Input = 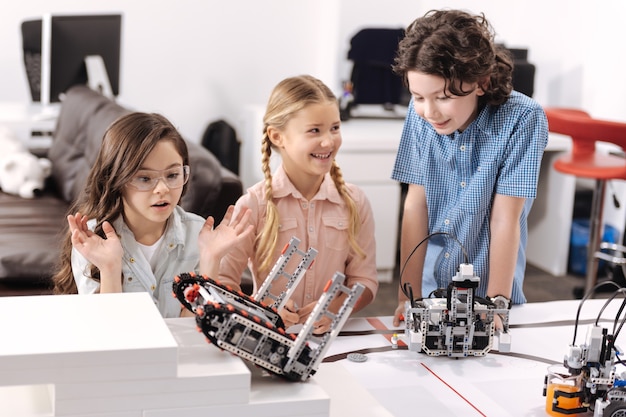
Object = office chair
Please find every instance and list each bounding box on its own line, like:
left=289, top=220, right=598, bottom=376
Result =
left=545, top=108, right=626, bottom=296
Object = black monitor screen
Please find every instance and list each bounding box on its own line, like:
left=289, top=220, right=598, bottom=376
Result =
left=48, top=14, right=121, bottom=102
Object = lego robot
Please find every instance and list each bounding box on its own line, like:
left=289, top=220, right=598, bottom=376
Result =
left=173, top=236, right=365, bottom=381
left=544, top=299, right=626, bottom=416
left=403, top=263, right=511, bottom=357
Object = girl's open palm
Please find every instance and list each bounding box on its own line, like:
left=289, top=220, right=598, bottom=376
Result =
left=198, top=205, right=253, bottom=260
left=68, top=213, right=123, bottom=272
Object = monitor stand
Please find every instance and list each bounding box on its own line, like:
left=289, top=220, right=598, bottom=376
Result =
left=85, top=55, right=114, bottom=99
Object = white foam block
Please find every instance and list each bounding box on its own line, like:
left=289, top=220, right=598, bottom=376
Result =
left=0, top=293, right=178, bottom=386
left=144, top=364, right=330, bottom=417
left=52, top=319, right=252, bottom=415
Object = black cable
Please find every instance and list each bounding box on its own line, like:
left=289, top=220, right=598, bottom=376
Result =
left=398, top=231, right=469, bottom=300
left=571, top=280, right=622, bottom=345
left=612, top=295, right=626, bottom=341
left=402, top=281, right=414, bottom=307
left=593, top=287, right=626, bottom=330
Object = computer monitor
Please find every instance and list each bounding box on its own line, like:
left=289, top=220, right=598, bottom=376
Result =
left=22, top=13, right=122, bottom=105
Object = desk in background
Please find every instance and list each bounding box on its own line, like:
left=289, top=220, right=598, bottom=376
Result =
left=0, top=102, right=60, bottom=151
left=240, top=107, right=580, bottom=281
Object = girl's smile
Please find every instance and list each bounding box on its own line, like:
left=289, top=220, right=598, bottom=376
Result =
left=268, top=102, right=342, bottom=199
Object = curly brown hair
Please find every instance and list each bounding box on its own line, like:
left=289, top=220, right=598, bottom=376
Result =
left=392, top=9, right=513, bottom=106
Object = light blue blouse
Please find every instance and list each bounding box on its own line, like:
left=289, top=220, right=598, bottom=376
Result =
left=72, top=206, right=205, bottom=317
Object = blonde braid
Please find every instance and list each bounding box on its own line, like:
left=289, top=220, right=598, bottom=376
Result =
left=330, top=161, right=366, bottom=258
left=256, top=131, right=281, bottom=273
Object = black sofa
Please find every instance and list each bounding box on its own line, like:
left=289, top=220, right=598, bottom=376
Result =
left=0, top=85, right=242, bottom=289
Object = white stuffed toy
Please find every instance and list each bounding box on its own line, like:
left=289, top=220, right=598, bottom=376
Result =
left=0, top=126, right=52, bottom=199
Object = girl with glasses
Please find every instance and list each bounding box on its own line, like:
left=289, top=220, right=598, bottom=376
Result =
left=52, top=112, right=252, bottom=317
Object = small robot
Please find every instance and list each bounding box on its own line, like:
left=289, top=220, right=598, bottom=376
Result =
left=544, top=306, right=626, bottom=416
left=173, top=237, right=364, bottom=381
left=403, top=263, right=511, bottom=357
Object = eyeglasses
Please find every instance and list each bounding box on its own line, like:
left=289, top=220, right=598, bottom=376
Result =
left=127, top=165, right=190, bottom=191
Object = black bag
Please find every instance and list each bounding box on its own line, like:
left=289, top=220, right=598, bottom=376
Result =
left=201, top=119, right=240, bottom=175
left=347, top=28, right=406, bottom=107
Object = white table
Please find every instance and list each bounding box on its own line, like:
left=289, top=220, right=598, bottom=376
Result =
left=1, top=292, right=621, bottom=417
left=324, top=298, right=626, bottom=416
left=0, top=101, right=60, bottom=150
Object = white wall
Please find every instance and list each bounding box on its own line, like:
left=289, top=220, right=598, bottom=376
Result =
left=2, top=0, right=625, bottom=141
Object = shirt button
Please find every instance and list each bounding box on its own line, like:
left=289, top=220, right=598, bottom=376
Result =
left=302, top=202, right=308, bottom=208
left=338, top=222, right=343, bottom=227
left=309, top=226, right=314, bottom=232
left=306, top=294, right=312, bottom=299
left=460, top=181, right=466, bottom=187
left=310, top=202, right=315, bottom=208
left=128, top=277, right=133, bottom=282
left=129, top=257, right=135, bottom=263
left=444, top=252, right=450, bottom=258
left=460, top=145, right=466, bottom=151
left=168, top=243, right=174, bottom=249
left=444, top=219, right=450, bottom=225
left=151, top=285, right=156, bottom=291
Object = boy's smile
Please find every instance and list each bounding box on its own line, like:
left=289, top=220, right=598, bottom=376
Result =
left=407, top=71, right=485, bottom=135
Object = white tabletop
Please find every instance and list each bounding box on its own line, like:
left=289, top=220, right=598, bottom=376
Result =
left=319, top=299, right=626, bottom=417
left=1, top=292, right=621, bottom=417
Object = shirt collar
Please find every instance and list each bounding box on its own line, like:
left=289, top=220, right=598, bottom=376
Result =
left=112, top=207, right=186, bottom=249
left=271, top=164, right=343, bottom=204
left=472, top=103, right=495, bottom=135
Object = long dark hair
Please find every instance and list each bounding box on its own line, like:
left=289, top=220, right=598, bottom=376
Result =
left=53, top=112, right=189, bottom=294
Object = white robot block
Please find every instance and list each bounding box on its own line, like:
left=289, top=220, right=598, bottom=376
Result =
left=404, top=263, right=511, bottom=357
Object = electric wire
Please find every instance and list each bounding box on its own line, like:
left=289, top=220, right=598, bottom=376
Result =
left=398, top=231, right=468, bottom=302
left=571, top=280, right=622, bottom=345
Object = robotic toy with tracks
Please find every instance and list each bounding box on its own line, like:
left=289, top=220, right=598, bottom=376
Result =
left=172, top=236, right=364, bottom=381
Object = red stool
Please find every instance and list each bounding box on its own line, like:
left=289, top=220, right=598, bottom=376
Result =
left=545, top=108, right=626, bottom=296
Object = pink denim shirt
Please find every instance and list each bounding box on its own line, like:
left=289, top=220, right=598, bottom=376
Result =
left=219, top=165, right=378, bottom=308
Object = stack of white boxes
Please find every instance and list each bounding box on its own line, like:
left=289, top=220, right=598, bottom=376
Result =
left=0, top=292, right=333, bottom=417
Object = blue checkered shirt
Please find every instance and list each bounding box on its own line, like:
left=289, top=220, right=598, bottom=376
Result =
left=391, top=91, right=548, bottom=304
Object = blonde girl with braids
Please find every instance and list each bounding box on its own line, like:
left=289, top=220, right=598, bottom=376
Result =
left=52, top=112, right=253, bottom=318
left=215, top=75, right=378, bottom=333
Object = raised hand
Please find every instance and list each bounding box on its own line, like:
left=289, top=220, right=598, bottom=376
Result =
left=68, top=213, right=123, bottom=291
left=198, top=205, right=254, bottom=278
